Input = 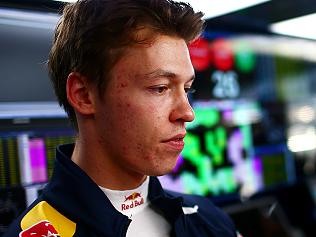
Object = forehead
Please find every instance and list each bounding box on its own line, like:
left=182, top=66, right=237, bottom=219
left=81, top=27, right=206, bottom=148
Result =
left=111, top=34, right=195, bottom=80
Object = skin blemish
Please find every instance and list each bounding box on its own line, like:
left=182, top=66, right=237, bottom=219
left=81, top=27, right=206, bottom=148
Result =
left=120, top=83, right=128, bottom=88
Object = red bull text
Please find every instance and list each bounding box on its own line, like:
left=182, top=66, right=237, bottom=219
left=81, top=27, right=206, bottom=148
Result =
left=122, top=192, right=144, bottom=211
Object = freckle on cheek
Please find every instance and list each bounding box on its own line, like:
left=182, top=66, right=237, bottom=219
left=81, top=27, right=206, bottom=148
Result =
left=120, top=83, right=128, bottom=88
left=136, top=144, right=146, bottom=155
left=121, top=146, right=128, bottom=155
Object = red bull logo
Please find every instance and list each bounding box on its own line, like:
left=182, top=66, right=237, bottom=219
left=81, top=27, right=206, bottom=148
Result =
left=124, top=192, right=141, bottom=202
left=122, top=192, right=144, bottom=211
left=19, top=220, right=60, bottom=237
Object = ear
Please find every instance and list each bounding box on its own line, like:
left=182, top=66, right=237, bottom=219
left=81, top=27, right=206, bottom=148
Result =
left=66, top=72, right=95, bottom=115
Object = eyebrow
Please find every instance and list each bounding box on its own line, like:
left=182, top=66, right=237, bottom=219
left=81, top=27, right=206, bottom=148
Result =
left=144, top=69, right=195, bottom=82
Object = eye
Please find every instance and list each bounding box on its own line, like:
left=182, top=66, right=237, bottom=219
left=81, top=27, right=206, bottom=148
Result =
left=185, top=87, right=196, bottom=94
left=150, top=85, right=169, bottom=94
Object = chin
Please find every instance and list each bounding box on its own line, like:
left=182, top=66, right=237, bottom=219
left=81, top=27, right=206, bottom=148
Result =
left=142, top=153, right=179, bottom=176
left=147, top=164, right=177, bottom=177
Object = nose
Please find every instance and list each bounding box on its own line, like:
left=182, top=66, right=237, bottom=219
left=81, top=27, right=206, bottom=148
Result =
left=169, top=93, right=195, bottom=123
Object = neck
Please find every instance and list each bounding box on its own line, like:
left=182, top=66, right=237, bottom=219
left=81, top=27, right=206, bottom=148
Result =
left=71, top=137, right=146, bottom=190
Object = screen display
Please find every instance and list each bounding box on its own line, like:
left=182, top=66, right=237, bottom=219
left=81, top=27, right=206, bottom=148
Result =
left=0, top=131, right=75, bottom=189
left=159, top=100, right=296, bottom=199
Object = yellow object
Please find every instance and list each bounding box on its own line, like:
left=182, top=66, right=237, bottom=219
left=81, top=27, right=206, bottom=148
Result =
left=20, top=201, right=76, bottom=237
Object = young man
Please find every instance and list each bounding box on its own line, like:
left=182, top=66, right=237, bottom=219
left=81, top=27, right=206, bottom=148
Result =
left=5, top=0, right=237, bottom=236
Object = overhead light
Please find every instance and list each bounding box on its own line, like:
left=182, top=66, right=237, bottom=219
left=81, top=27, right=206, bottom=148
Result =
left=271, top=13, right=316, bottom=40
left=287, top=126, right=316, bottom=152
left=54, top=0, right=271, bottom=19
left=287, top=132, right=316, bottom=152
left=174, top=0, right=271, bottom=19
left=296, top=106, right=316, bottom=123
left=0, top=8, right=59, bottom=29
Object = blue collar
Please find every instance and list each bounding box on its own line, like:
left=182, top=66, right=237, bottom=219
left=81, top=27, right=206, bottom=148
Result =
left=42, top=144, right=185, bottom=236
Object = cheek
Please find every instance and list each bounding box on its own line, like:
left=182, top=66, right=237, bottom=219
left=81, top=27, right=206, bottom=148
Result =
left=118, top=95, right=157, bottom=121
left=102, top=90, right=166, bottom=142
left=119, top=102, right=162, bottom=143
left=112, top=97, right=144, bottom=132
left=115, top=104, right=135, bottom=133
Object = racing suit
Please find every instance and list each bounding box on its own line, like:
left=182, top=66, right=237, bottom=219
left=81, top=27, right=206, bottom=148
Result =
left=4, top=144, right=237, bottom=237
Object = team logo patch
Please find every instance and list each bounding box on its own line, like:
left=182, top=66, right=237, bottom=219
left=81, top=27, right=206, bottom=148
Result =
left=121, top=192, right=144, bottom=211
left=124, top=192, right=141, bottom=202
left=19, top=220, right=60, bottom=237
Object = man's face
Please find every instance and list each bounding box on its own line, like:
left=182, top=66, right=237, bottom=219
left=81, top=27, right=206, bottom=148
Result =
left=93, top=34, right=195, bottom=177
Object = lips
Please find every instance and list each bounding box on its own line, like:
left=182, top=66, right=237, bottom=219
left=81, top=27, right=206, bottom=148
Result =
left=162, top=133, right=186, bottom=151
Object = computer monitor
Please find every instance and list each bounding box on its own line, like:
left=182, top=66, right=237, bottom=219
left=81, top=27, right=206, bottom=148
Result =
left=159, top=100, right=296, bottom=200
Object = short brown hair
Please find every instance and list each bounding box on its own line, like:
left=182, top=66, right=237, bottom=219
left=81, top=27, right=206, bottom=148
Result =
left=48, top=0, right=204, bottom=130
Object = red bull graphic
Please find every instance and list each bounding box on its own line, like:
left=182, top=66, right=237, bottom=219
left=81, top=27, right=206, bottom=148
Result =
left=122, top=192, right=144, bottom=211
left=19, top=220, right=60, bottom=237
left=124, top=192, right=141, bottom=202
